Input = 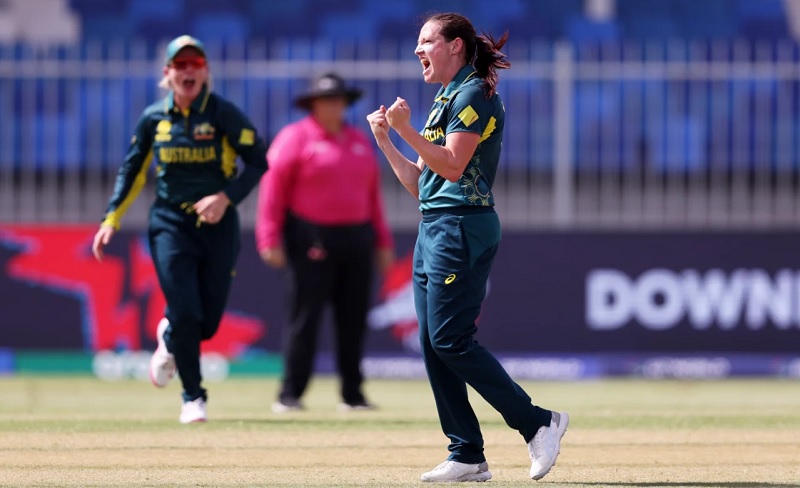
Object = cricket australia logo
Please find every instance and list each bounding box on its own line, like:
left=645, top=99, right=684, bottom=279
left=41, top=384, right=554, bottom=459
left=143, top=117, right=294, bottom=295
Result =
left=193, top=122, right=215, bottom=141
left=460, top=166, right=492, bottom=205
left=155, top=120, right=172, bottom=142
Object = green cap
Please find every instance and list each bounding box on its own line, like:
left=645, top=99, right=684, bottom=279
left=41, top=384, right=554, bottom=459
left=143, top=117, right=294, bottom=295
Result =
left=164, top=35, right=206, bottom=65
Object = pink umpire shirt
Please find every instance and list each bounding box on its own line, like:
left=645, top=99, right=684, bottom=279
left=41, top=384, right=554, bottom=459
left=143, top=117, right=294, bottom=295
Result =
left=255, top=116, right=393, bottom=252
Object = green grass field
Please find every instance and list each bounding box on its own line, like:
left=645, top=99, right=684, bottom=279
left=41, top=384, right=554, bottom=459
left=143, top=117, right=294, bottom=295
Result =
left=1, top=376, right=799, bottom=487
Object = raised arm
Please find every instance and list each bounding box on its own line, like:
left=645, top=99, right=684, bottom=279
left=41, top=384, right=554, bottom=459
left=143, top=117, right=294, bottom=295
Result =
left=366, top=105, right=422, bottom=199
left=385, top=97, right=479, bottom=183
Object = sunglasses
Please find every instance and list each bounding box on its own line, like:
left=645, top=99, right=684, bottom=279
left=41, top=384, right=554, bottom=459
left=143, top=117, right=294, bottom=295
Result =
left=170, top=57, right=207, bottom=70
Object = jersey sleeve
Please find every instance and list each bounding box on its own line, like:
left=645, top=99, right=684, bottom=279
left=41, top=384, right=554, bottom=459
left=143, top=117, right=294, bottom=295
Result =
left=101, top=111, right=154, bottom=230
left=217, top=100, right=268, bottom=205
left=445, top=85, right=493, bottom=137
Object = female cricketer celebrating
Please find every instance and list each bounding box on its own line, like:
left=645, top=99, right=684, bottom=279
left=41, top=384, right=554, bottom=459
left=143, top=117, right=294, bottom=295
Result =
left=366, top=13, right=568, bottom=482
left=91, top=35, right=268, bottom=424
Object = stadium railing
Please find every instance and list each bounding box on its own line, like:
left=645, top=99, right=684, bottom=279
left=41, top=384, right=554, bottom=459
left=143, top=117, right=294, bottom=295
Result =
left=1, top=38, right=799, bottom=230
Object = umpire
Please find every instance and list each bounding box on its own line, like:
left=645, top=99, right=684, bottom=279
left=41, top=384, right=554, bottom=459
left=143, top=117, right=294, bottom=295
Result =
left=256, top=73, right=394, bottom=412
left=92, top=35, right=268, bottom=423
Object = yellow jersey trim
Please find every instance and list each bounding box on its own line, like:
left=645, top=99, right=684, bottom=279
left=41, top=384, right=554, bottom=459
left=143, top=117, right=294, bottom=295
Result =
left=102, top=149, right=153, bottom=230
left=239, top=128, right=255, bottom=145
left=479, top=116, right=497, bottom=143
left=457, top=105, right=479, bottom=127
left=221, top=136, right=237, bottom=178
left=199, top=89, right=210, bottom=113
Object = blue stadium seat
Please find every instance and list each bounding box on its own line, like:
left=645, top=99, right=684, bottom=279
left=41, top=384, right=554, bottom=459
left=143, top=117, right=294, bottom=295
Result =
left=505, top=0, right=583, bottom=40
left=624, top=16, right=680, bottom=41
left=376, top=20, right=416, bottom=41
left=192, top=12, right=250, bottom=42
left=250, top=0, right=308, bottom=17
left=527, top=0, right=583, bottom=24
left=320, top=14, right=377, bottom=40
left=68, top=0, right=127, bottom=15
left=616, top=0, right=679, bottom=40
left=250, top=0, right=317, bottom=39
left=362, top=0, right=416, bottom=23
left=740, top=19, right=790, bottom=40
left=566, top=16, right=621, bottom=43
left=62, top=0, right=797, bottom=44
left=411, top=0, right=471, bottom=15
left=128, top=0, right=184, bottom=22
left=503, top=15, right=562, bottom=40
left=188, top=0, right=248, bottom=11
left=735, top=0, right=789, bottom=39
left=470, top=0, right=528, bottom=35
left=736, top=0, right=785, bottom=19
left=312, top=0, right=361, bottom=10
left=81, top=14, right=134, bottom=41
left=673, top=0, right=737, bottom=39
left=134, top=19, right=189, bottom=45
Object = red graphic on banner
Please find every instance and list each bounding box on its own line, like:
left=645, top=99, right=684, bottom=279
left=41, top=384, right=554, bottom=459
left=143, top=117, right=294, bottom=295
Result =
left=367, top=253, right=419, bottom=351
left=0, top=225, right=264, bottom=357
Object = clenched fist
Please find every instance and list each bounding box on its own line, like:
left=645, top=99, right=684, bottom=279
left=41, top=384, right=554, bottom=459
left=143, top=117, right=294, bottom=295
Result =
left=385, top=97, right=412, bottom=130
left=367, top=105, right=390, bottom=141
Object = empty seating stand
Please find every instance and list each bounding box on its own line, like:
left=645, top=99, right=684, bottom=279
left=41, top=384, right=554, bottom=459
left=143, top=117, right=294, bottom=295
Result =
left=60, top=0, right=791, bottom=45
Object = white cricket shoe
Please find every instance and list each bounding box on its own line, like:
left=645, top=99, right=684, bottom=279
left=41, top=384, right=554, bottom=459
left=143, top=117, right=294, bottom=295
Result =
left=528, top=411, right=569, bottom=480
left=420, top=460, right=492, bottom=482
left=179, top=398, right=207, bottom=424
left=336, top=400, right=377, bottom=412
left=149, top=318, right=176, bottom=388
left=271, top=398, right=304, bottom=413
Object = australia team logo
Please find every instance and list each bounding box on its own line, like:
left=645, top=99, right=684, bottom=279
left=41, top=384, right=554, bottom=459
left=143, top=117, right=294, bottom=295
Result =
left=193, top=122, right=215, bottom=141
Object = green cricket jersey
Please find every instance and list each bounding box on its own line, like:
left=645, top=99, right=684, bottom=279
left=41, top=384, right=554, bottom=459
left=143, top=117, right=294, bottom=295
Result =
left=418, top=65, right=504, bottom=211
left=102, top=85, right=268, bottom=229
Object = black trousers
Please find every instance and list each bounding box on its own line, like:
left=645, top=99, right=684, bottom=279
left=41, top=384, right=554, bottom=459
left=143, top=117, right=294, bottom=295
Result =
left=149, top=199, right=240, bottom=403
left=279, top=213, right=375, bottom=405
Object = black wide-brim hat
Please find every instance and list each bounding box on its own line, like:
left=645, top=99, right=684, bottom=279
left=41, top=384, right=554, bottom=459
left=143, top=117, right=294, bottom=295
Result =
left=294, top=72, right=363, bottom=110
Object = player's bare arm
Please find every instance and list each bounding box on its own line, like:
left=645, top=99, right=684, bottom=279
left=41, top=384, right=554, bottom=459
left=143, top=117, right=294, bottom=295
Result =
left=367, top=106, right=422, bottom=198
left=385, top=97, right=480, bottom=183
left=91, top=225, right=116, bottom=262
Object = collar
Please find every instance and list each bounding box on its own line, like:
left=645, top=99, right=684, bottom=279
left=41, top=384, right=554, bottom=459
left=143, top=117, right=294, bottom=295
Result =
left=164, top=83, right=211, bottom=114
left=434, top=65, right=477, bottom=103
left=303, top=115, right=349, bottom=139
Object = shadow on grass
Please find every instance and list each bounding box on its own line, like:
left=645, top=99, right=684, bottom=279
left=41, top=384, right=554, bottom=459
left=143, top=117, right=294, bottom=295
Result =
left=212, top=417, right=438, bottom=427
